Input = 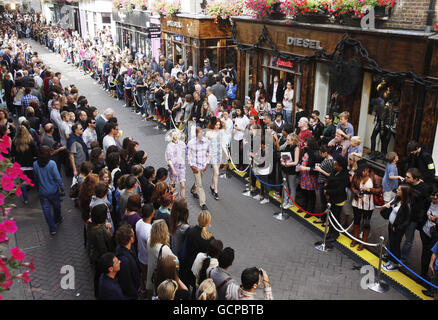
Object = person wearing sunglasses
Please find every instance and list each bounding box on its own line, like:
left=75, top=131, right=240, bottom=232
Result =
left=82, top=117, right=97, bottom=150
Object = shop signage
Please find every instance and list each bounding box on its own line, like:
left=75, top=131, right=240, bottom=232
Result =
left=147, top=27, right=161, bottom=39
left=286, top=37, right=323, bottom=50
left=173, top=35, right=182, bottom=42
left=167, top=20, right=182, bottom=28
left=276, top=58, right=293, bottom=69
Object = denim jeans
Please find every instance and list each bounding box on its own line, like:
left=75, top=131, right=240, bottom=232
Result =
left=283, top=172, right=297, bottom=205
left=40, top=192, right=62, bottom=233
left=400, top=221, right=418, bottom=262
left=285, top=109, right=293, bottom=125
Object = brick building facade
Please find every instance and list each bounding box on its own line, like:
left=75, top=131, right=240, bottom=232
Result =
left=382, top=0, right=437, bottom=30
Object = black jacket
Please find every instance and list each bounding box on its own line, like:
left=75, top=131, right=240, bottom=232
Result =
left=311, top=120, right=324, bottom=143
left=115, top=245, right=141, bottom=300
left=410, top=182, right=431, bottom=225
left=391, top=202, right=411, bottom=232
left=321, top=124, right=336, bottom=145
left=325, top=169, right=350, bottom=205
left=402, top=149, right=436, bottom=186
left=268, top=82, right=284, bottom=104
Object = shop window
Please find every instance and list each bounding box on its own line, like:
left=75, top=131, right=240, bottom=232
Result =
left=363, top=75, right=402, bottom=161
left=225, top=46, right=237, bottom=67
left=205, top=48, right=218, bottom=72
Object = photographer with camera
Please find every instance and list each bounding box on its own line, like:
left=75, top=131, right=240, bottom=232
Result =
left=225, top=267, right=273, bottom=300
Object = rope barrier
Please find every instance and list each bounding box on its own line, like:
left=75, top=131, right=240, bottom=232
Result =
left=384, top=247, right=438, bottom=290
left=250, top=167, right=282, bottom=187
left=124, top=89, right=134, bottom=101
left=283, top=186, right=326, bottom=216
left=328, top=211, right=379, bottom=247
left=227, top=153, right=250, bottom=174
left=156, top=107, right=170, bottom=123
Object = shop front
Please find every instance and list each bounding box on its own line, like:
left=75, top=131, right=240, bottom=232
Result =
left=160, top=14, right=236, bottom=74
left=233, top=17, right=438, bottom=167
left=112, top=9, right=161, bottom=62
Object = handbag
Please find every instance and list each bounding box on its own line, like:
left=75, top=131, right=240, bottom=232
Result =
left=69, top=176, right=80, bottom=199
left=151, top=244, right=165, bottom=285
left=373, top=192, right=384, bottom=207
left=380, top=207, right=392, bottom=220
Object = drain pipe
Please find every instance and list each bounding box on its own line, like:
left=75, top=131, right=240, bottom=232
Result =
left=425, top=0, right=436, bottom=32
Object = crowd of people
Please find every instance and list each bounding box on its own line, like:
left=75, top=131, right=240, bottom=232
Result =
left=2, top=11, right=438, bottom=300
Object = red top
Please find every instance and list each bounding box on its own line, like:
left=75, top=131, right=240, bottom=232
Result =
left=298, top=128, right=313, bottom=152
left=249, top=108, right=260, bottom=125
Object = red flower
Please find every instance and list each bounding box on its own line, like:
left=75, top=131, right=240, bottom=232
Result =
left=23, top=258, right=35, bottom=272
left=2, top=219, right=17, bottom=233
left=323, top=5, right=327, bottom=9
left=10, top=247, right=26, bottom=261
left=1, top=174, right=15, bottom=192
left=16, top=270, right=30, bottom=284
left=0, top=135, right=10, bottom=154
left=313, top=8, right=317, bottom=11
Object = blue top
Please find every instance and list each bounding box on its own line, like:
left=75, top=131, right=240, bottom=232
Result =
left=382, top=163, right=398, bottom=192
left=431, top=241, right=438, bottom=271
left=346, top=145, right=362, bottom=157
left=33, top=160, right=64, bottom=196
left=226, top=84, right=237, bottom=100
left=336, top=122, right=354, bottom=137
left=98, top=274, right=129, bottom=300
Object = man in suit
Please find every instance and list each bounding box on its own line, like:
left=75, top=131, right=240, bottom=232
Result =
left=96, top=108, right=114, bottom=147
left=268, top=75, right=284, bottom=108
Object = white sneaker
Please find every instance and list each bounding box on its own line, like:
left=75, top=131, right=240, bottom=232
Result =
left=273, top=192, right=281, bottom=199
left=220, top=174, right=228, bottom=179
left=282, top=202, right=292, bottom=209
left=382, top=261, right=398, bottom=272
left=253, top=194, right=262, bottom=201
left=123, top=104, right=127, bottom=108
left=136, top=112, right=141, bottom=115
left=260, top=198, right=270, bottom=205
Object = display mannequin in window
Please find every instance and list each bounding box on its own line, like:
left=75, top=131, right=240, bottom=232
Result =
left=370, top=97, right=396, bottom=160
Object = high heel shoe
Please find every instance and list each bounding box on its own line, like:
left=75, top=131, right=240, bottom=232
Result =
left=210, top=186, right=215, bottom=196
left=214, top=192, right=219, bottom=201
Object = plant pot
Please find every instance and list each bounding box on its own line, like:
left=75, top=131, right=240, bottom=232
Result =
left=374, top=6, right=386, bottom=17
left=295, top=13, right=330, bottom=24
left=268, top=2, right=286, bottom=20
left=339, top=14, right=361, bottom=27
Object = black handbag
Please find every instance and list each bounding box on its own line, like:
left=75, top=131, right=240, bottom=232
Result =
left=380, top=207, right=392, bottom=220
left=151, top=244, right=165, bottom=285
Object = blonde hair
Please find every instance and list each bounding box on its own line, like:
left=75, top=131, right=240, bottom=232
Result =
left=350, top=136, right=361, bottom=146
left=339, top=111, right=350, bottom=120
left=197, top=279, right=217, bottom=300
left=150, top=219, right=170, bottom=248
left=13, top=125, right=33, bottom=153
left=157, top=279, right=178, bottom=300
left=198, top=210, right=213, bottom=240
left=348, top=152, right=362, bottom=173
left=386, top=151, right=398, bottom=163
left=287, top=133, right=299, bottom=146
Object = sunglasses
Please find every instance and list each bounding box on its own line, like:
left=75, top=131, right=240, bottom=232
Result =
left=432, top=194, right=438, bottom=198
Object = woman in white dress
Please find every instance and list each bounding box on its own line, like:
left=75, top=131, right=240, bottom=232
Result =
left=206, top=118, right=228, bottom=200
left=165, top=130, right=187, bottom=199
left=254, top=81, right=266, bottom=111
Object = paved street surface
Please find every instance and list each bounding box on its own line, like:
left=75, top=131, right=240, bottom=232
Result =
left=5, top=39, right=410, bottom=300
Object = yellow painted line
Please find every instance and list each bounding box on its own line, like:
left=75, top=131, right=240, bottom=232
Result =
left=230, top=168, right=433, bottom=300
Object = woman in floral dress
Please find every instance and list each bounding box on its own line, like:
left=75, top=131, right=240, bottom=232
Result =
left=206, top=118, right=228, bottom=200
left=165, top=130, right=187, bottom=199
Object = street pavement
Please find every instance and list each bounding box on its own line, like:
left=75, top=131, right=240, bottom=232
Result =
left=3, top=39, right=410, bottom=300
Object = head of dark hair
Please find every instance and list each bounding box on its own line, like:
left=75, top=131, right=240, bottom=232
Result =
left=407, top=140, right=420, bottom=153
left=90, top=203, right=108, bottom=224
left=407, top=167, right=422, bottom=180
left=127, top=193, right=142, bottom=212
left=140, top=203, right=155, bottom=219
left=312, top=110, right=320, bottom=116
left=218, top=247, right=235, bottom=269
left=159, top=192, right=173, bottom=208
left=90, top=147, right=103, bottom=163
left=199, top=239, right=224, bottom=283
left=80, top=161, right=94, bottom=175
left=115, top=224, right=133, bottom=247
left=94, top=181, right=109, bottom=198
left=125, top=175, right=137, bottom=189
left=241, top=267, right=260, bottom=291
left=99, top=252, right=116, bottom=275
left=132, top=150, right=146, bottom=165
left=106, top=152, right=120, bottom=171
left=155, top=167, right=168, bottom=182
left=143, top=166, right=155, bottom=180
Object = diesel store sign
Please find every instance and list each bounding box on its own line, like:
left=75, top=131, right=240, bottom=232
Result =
left=287, top=37, right=323, bottom=50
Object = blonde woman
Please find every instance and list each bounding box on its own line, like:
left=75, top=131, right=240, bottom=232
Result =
left=197, top=279, right=217, bottom=300
left=342, top=152, right=362, bottom=226
left=165, top=130, right=186, bottom=199
left=146, top=219, right=179, bottom=294
left=179, top=210, right=214, bottom=293
left=156, top=279, right=178, bottom=300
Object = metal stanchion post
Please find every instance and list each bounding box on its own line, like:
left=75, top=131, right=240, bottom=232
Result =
left=242, top=159, right=252, bottom=197
left=273, top=178, right=289, bottom=221
left=368, top=236, right=389, bottom=293
left=315, top=203, right=331, bottom=252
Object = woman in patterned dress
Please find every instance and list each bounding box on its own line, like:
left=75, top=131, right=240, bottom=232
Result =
left=206, top=117, right=228, bottom=200
left=165, top=130, right=187, bottom=199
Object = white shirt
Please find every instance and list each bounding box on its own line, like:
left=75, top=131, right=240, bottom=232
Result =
left=233, top=116, right=250, bottom=141
left=283, top=89, right=294, bottom=111
left=191, top=252, right=219, bottom=285
left=272, top=83, right=278, bottom=103
left=352, top=178, right=374, bottom=210
left=222, top=117, right=234, bottom=146
left=82, top=127, right=97, bottom=149
left=103, top=135, right=117, bottom=155
left=59, top=121, right=71, bottom=147
left=208, top=94, right=218, bottom=115
left=135, top=219, right=152, bottom=265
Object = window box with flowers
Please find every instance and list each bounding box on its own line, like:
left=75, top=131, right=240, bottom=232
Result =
left=206, top=0, right=245, bottom=24
left=244, top=0, right=287, bottom=21
left=151, top=0, right=181, bottom=17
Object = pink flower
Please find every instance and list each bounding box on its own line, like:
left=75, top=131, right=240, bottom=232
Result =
left=2, top=219, right=17, bottom=233
left=6, top=162, right=23, bottom=180
left=0, top=135, right=10, bottom=154
left=1, top=278, right=13, bottom=289
left=16, top=186, right=22, bottom=197
left=2, top=207, right=11, bottom=216
left=0, top=193, right=4, bottom=206
left=10, top=247, right=26, bottom=261
left=0, top=231, right=8, bottom=243
left=23, top=258, right=35, bottom=272
left=16, top=270, right=30, bottom=284
left=1, top=174, right=15, bottom=192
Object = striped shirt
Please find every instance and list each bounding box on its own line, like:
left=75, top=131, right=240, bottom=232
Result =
left=186, top=137, right=211, bottom=170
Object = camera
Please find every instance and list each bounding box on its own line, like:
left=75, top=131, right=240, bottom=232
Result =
left=358, top=190, right=365, bottom=196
